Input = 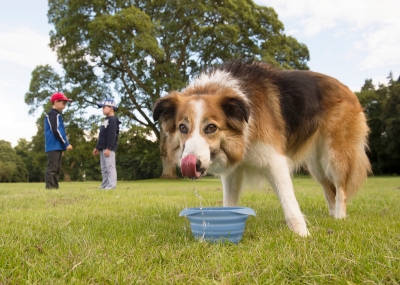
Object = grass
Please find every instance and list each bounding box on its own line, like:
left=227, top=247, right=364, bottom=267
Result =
left=0, top=176, right=399, bottom=284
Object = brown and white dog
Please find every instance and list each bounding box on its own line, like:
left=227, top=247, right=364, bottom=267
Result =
left=153, top=60, right=371, bottom=236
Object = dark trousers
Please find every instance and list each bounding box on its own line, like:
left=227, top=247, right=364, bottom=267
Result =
left=45, top=151, right=63, bottom=189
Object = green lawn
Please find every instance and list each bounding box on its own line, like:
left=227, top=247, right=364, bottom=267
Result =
left=1, top=176, right=399, bottom=284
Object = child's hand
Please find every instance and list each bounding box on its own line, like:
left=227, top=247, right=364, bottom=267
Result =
left=67, top=144, right=73, bottom=151
left=93, top=148, right=99, bottom=156
left=104, top=149, right=110, bottom=157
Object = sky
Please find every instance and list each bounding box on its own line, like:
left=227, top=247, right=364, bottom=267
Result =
left=1, top=0, right=399, bottom=147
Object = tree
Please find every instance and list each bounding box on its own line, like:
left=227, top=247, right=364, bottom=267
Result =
left=356, top=80, right=385, bottom=174
left=14, top=139, right=34, bottom=182
left=26, top=115, right=48, bottom=182
left=27, top=0, right=309, bottom=178
left=380, top=74, right=400, bottom=174
left=0, top=140, right=28, bottom=182
left=117, top=125, right=162, bottom=180
left=356, top=74, right=400, bottom=175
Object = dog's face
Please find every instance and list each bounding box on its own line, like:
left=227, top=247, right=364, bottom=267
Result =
left=153, top=87, right=250, bottom=179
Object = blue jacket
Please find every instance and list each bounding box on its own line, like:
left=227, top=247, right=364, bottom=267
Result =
left=44, top=108, right=70, bottom=152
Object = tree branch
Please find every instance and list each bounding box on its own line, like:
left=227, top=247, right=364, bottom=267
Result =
left=120, top=75, right=160, bottom=139
left=121, top=109, right=148, bottom=126
left=121, top=53, right=151, bottom=95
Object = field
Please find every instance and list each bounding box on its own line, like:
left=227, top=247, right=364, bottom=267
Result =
left=1, top=176, right=399, bottom=284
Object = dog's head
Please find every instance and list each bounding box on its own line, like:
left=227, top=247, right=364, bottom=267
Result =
left=153, top=85, right=250, bottom=179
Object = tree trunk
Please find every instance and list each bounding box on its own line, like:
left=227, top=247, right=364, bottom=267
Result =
left=159, top=131, right=178, bottom=179
left=63, top=160, right=75, bottom=182
left=159, top=155, right=178, bottom=179
left=64, top=172, right=71, bottom=182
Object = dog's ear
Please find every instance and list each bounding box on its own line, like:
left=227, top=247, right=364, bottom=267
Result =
left=153, top=92, right=178, bottom=122
left=221, top=96, right=250, bottom=128
left=153, top=92, right=180, bottom=133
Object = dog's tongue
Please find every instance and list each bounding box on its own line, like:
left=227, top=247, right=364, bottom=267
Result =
left=181, top=154, right=201, bottom=179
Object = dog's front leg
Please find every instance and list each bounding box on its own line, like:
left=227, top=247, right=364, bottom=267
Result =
left=221, top=167, right=245, bottom=206
left=266, top=155, right=310, bottom=237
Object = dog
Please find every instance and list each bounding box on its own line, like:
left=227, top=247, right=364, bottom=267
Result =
left=153, top=60, right=371, bottom=236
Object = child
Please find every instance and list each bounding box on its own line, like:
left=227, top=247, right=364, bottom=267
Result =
left=44, top=92, right=73, bottom=189
left=93, top=98, right=121, bottom=190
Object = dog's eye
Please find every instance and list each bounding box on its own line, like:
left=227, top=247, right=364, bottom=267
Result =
left=205, top=124, right=217, bottom=134
left=179, top=124, right=188, bottom=134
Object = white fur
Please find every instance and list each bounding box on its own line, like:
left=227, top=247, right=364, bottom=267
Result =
left=242, top=142, right=309, bottom=236
left=181, top=101, right=211, bottom=169
left=335, top=187, right=347, bottom=219
left=190, top=70, right=248, bottom=102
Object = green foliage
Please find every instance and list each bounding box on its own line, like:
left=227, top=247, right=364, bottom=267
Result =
left=381, top=76, right=400, bottom=173
left=25, top=115, right=47, bottom=182
left=356, top=74, right=400, bottom=174
left=1, top=177, right=399, bottom=283
left=117, top=125, right=162, bottom=180
left=13, top=139, right=31, bottom=171
left=25, top=65, right=64, bottom=115
left=61, top=121, right=100, bottom=182
left=0, top=140, right=28, bottom=182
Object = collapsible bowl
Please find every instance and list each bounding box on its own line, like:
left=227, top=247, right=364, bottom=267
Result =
left=179, top=207, right=256, bottom=243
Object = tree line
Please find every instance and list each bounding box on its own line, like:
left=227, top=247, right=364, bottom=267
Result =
left=356, top=74, right=400, bottom=175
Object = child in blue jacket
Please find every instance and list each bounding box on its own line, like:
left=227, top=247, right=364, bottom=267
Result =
left=44, top=92, right=73, bottom=189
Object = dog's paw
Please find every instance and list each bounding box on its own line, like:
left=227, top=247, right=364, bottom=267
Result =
left=287, top=217, right=310, bottom=237
left=297, top=228, right=310, bottom=237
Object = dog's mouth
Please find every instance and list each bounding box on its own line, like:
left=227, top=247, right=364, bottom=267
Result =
left=180, top=154, right=206, bottom=179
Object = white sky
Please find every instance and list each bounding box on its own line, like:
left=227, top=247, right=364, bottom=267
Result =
left=0, top=0, right=399, bottom=147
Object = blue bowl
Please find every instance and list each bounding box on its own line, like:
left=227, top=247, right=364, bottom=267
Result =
left=179, top=207, right=256, bottom=243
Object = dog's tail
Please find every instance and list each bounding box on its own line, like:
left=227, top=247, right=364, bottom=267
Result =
left=345, top=111, right=372, bottom=199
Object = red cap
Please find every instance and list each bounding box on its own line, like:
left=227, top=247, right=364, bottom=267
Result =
left=50, top=92, right=72, bottom=102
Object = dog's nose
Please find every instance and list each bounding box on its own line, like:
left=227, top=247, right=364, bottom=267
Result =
left=195, top=159, right=206, bottom=176
left=196, top=159, right=201, bottom=171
